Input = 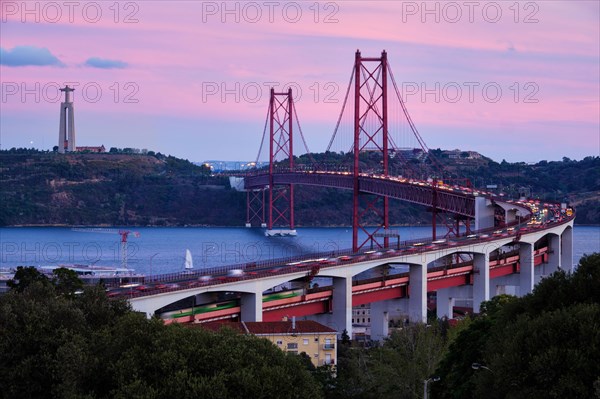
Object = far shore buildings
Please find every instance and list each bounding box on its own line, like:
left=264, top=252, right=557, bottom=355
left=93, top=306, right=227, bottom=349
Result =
left=75, top=145, right=106, bottom=153
left=441, top=149, right=483, bottom=160
left=198, top=319, right=337, bottom=368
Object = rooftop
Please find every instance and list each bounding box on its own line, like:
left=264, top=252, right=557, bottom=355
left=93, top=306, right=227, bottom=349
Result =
left=196, top=320, right=337, bottom=335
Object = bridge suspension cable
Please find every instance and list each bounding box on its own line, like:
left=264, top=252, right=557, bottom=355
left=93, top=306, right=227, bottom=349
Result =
left=254, top=103, right=271, bottom=166
left=291, top=101, right=318, bottom=166
left=388, top=62, right=447, bottom=177
left=326, top=65, right=355, bottom=154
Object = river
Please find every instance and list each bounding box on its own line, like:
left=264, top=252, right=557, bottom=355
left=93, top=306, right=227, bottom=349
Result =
left=1, top=226, right=598, bottom=275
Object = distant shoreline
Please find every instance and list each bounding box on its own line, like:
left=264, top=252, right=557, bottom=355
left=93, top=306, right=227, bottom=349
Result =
left=2, top=223, right=598, bottom=228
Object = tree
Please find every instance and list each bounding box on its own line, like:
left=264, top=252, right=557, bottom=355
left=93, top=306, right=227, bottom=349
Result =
left=369, top=323, right=447, bottom=399
left=0, top=283, right=324, bottom=398
left=479, top=303, right=599, bottom=399
left=329, top=323, right=447, bottom=399
left=432, top=253, right=600, bottom=399
left=340, top=328, right=351, bottom=345
left=51, top=267, right=84, bottom=298
left=6, top=266, right=49, bottom=292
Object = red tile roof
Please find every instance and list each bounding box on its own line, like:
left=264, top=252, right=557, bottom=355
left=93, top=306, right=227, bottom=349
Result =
left=195, top=321, right=245, bottom=333
left=193, top=320, right=337, bottom=335
left=244, top=320, right=337, bottom=335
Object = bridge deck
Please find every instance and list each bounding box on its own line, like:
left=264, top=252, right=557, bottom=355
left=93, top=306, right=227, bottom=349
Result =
left=244, top=171, right=477, bottom=217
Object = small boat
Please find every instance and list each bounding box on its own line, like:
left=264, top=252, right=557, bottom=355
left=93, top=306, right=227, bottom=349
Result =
left=183, top=249, right=194, bottom=272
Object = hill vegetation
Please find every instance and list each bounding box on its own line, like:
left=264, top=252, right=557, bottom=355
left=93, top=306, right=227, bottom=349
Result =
left=1, top=148, right=598, bottom=226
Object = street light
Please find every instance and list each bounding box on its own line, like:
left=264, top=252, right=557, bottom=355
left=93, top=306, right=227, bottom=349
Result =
left=471, top=362, right=493, bottom=372
left=424, top=376, right=440, bottom=399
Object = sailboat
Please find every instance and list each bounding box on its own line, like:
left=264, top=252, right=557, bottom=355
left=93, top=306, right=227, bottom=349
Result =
left=184, top=249, right=193, bottom=273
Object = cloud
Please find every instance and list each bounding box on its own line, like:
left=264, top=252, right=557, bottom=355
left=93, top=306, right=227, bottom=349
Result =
left=84, top=57, right=128, bottom=69
left=0, top=46, right=64, bottom=67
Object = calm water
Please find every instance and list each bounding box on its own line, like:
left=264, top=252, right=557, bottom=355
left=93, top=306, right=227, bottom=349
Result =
left=1, top=226, right=598, bottom=275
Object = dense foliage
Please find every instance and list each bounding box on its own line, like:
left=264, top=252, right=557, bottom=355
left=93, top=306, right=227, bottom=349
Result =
left=326, top=323, right=448, bottom=399
left=7, top=266, right=83, bottom=297
left=1, top=149, right=597, bottom=226
left=0, top=272, right=324, bottom=399
left=2, top=254, right=599, bottom=398
left=432, top=253, right=600, bottom=399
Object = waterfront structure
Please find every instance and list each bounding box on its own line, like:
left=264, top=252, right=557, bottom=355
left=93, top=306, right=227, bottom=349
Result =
left=58, top=85, right=76, bottom=153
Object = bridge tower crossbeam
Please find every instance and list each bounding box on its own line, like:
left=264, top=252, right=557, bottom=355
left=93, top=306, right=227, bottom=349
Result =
left=353, top=50, right=390, bottom=251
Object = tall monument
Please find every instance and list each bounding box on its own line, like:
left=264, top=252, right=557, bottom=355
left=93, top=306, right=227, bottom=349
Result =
left=58, top=85, right=76, bottom=153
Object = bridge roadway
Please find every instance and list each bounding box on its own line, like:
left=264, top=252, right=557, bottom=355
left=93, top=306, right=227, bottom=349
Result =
left=128, top=208, right=574, bottom=338
left=242, top=171, right=525, bottom=218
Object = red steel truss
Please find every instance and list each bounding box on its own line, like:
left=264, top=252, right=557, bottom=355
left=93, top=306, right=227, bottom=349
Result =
left=245, top=173, right=476, bottom=218
left=268, top=88, right=295, bottom=230
left=353, top=50, right=389, bottom=251
left=246, top=189, right=265, bottom=227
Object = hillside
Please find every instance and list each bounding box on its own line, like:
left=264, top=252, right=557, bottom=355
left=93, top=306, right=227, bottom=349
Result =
left=0, top=150, right=241, bottom=226
left=1, top=149, right=598, bottom=226
left=437, top=155, right=599, bottom=224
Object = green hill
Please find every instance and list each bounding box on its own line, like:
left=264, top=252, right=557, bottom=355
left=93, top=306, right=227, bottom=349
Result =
left=1, top=149, right=597, bottom=226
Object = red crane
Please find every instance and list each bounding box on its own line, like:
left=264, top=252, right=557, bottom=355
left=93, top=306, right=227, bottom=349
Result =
left=72, top=228, right=140, bottom=269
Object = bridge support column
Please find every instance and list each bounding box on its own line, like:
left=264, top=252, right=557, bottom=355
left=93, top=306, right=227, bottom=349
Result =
left=436, top=288, right=455, bottom=320
left=561, top=227, right=573, bottom=272
left=473, top=253, right=490, bottom=313
left=492, top=275, right=518, bottom=296
left=436, top=286, right=473, bottom=319
left=519, top=242, right=534, bottom=296
left=505, top=208, right=517, bottom=225
left=408, top=263, right=427, bottom=323
left=370, top=300, right=389, bottom=342
left=240, top=292, right=262, bottom=322
left=474, top=197, right=495, bottom=231
left=332, top=277, right=352, bottom=337
left=546, top=234, right=561, bottom=275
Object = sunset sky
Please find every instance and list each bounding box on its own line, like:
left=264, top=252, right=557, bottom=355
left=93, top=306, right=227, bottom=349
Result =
left=1, top=1, right=598, bottom=162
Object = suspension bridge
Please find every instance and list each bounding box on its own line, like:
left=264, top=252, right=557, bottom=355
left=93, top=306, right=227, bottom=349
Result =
left=117, top=50, right=574, bottom=338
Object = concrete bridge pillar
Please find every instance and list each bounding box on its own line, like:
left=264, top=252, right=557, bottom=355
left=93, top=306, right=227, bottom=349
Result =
left=240, top=292, right=262, bottom=322
left=519, top=242, right=535, bottom=295
left=473, top=253, right=490, bottom=313
left=370, top=300, right=389, bottom=342
left=474, top=197, right=495, bottom=231
left=436, top=288, right=455, bottom=320
left=546, top=234, right=561, bottom=275
left=436, top=286, right=472, bottom=319
left=408, top=263, right=427, bottom=323
left=505, top=208, right=517, bottom=225
left=492, top=274, right=519, bottom=296
left=332, top=277, right=353, bottom=337
left=561, top=227, right=573, bottom=272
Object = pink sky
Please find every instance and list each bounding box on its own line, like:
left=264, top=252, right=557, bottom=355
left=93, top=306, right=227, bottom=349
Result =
left=1, top=1, right=598, bottom=162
